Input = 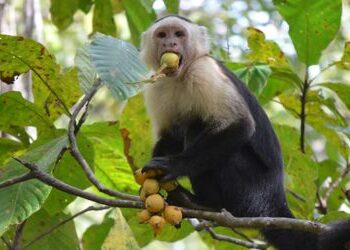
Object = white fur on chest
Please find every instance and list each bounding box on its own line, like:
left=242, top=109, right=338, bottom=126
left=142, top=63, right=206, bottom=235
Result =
left=144, top=57, right=251, bottom=137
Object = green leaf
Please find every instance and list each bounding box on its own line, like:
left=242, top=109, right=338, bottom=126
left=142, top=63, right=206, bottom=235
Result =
left=318, top=211, right=350, bottom=224
left=234, top=64, right=272, bottom=96
left=163, top=0, right=179, bottom=13
left=43, top=135, right=94, bottom=214
left=0, top=92, right=55, bottom=137
left=274, top=125, right=317, bottom=219
left=0, top=34, right=77, bottom=120
left=92, top=0, right=117, bottom=36
left=82, top=212, right=114, bottom=250
left=120, top=94, right=152, bottom=169
left=50, top=0, right=79, bottom=31
left=0, top=138, right=25, bottom=165
left=20, top=209, right=79, bottom=250
left=32, top=67, right=82, bottom=121
left=320, top=82, right=350, bottom=110
left=122, top=0, right=156, bottom=46
left=78, top=0, right=93, bottom=13
left=88, top=33, right=148, bottom=100
left=273, top=0, right=342, bottom=65
left=246, top=27, right=291, bottom=68
left=0, top=136, right=67, bottom=236
left=102, top=209, right=140, bottom=249
left=81, top=122, right=139, bottom=195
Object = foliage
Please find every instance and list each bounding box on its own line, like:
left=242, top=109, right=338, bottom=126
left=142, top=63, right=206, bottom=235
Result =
left=0, top=0, right=349, bottom=249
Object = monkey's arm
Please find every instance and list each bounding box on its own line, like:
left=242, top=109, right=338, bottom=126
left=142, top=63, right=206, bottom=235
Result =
left=143, top=118, right=254, bottom=181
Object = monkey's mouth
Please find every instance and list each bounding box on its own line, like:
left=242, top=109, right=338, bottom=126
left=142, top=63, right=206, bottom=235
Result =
left=160, top=51, right=183, bottom=76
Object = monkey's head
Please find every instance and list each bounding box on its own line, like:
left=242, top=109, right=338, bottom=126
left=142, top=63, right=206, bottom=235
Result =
left=140, top=15, right=209, bottom=77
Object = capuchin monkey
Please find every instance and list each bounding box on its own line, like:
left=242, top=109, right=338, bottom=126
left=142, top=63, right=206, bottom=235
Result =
left=140, top=15, right=350, bottom=250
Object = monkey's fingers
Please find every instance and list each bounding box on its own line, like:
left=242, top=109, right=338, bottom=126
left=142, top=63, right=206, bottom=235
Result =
left=142, top=156, right=170, bottom=174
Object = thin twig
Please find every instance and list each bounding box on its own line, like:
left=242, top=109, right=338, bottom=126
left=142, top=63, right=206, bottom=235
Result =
left=67, top=79, right=139, bottom=201
left=309, top=62, right=337, bottom=84
left=23, top=206, right=109, bottom=249
left=10, top=220, right=27, bottom=250
left=1, top=236, right=11, bottom=249
left=300, top=68, right=310, bottom=153
left=0, top=172, right=34, bottom=189
left=206, top=227, right=268, bottom=249
left=13, top=157, right=143, bottom=208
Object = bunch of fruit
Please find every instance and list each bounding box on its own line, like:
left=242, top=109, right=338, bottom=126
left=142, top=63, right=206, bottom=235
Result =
left=134, top=169, right=183, bottom=236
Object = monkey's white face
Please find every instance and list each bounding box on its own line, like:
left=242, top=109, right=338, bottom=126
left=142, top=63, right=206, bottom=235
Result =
left=153, top=24, right=188, bottom=76
left=140, top=17, right=210, bottom=78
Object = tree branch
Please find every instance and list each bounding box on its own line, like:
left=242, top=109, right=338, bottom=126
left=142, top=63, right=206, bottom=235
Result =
left=67, top=79, right=139, bottom=201
left=23, top=206, right=109, bottom=249
left=10, top=220, right=26, bottom=250
left=13, top=157, right=144, bottom=208
left=300, top=68, right=310, bottom=153
left=12, top=157, right=330, bottom=236
left=206, top=227, right=268, bottom=249
left=0, top=172, right=34, bottom=189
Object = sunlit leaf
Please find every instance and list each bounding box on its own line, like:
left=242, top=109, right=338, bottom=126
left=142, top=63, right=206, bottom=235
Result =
left=102, top=209, right=140, bottom=249
left=318, top=211, right=350, bottom=224
left=320, top=82, right=350, bottom=110
left=273, top=0, right=342, bottom=65
left=246, top=27, right=291, bottom=68
left=88, top=33, right=148, bottom=101
left=120, top=94, right=152, bottom=169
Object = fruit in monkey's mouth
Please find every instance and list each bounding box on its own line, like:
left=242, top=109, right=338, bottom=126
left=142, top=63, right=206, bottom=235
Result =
left=160, top=52, right=180, bottom=69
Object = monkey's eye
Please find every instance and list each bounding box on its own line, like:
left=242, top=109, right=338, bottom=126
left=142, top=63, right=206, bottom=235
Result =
left=157, top=32, right=166, bottom=38
left=175, top=31, right=185, bottom=37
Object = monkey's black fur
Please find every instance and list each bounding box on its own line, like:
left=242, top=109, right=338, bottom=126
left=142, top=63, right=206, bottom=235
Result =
left=142, top=15, right=350, bottom=250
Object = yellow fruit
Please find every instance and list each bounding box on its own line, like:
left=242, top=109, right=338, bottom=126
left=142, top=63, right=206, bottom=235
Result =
left=160, top=52, right=180, bottom=69
left=149, top=215, right=166, bottom=236
left=145, top=194, right=165, bottom=213
left=164, top=206, right=182, bottom=226
left=134, top=169, right=147, bottom=185
left=137, top=209, right=151, bottom=223
left=143, top=179, right=160, bottom=195
left=140, top=187, right=147, bottom=201
left=160, top=181, right=178, bottom=192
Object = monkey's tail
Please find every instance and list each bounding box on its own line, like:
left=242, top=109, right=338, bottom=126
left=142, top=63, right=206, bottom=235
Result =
left=262, top=209, right=350, bottom=250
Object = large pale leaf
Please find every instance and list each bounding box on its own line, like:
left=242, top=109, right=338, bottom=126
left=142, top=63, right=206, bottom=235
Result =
left=75, top=46, right=97, bottom=93
left=0, top=92, right=55, bottom=137
left=50, top=0, right=79, bottom=31
left=20, top=209, right=79, bottom=249
left=273, top=0, right=342, bottom=65
left=88, top=33, right=148, bottom=101
left=0, top=136, right=67, bottom=236
left=92, top=0, right=117, bottom=36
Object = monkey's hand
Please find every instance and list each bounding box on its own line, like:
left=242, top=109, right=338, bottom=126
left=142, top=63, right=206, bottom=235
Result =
left=142, top=156, right=177, bottom=182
